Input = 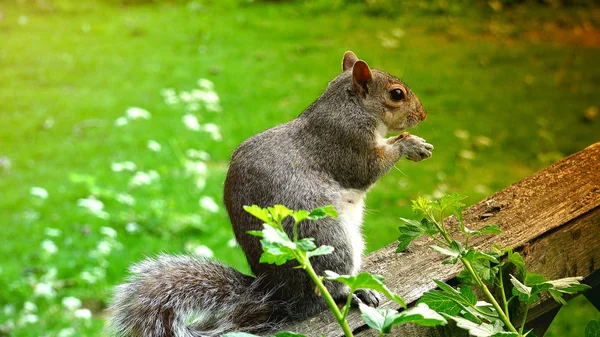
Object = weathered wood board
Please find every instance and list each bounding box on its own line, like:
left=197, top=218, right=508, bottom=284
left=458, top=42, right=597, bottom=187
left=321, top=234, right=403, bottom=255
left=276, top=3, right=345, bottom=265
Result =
left=289, top=142, right=600, bottom=336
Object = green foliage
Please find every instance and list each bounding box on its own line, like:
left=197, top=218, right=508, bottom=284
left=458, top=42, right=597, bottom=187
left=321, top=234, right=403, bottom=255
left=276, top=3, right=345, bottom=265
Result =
left=400, top=194, right=591, bottom=336
left=245, top=204, right=446, bottom=336
left=586, top=320, right=600, bottom=337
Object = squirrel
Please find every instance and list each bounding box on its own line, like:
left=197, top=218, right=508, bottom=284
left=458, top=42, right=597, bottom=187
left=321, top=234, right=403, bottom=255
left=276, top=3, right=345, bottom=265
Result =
left=106, top=51, right=433, bottom=337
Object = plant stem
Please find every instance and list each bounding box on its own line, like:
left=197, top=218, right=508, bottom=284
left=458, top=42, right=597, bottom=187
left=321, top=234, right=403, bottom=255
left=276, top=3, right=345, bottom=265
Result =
left=461, top=257, right=518, bottom=333
left=519, top=304, right=530, bottom=335
left=498, top=274, right=510, bottom=321
left=342, top=290, right=354, bottom=321
left=302, top=256, right=353, bottom=337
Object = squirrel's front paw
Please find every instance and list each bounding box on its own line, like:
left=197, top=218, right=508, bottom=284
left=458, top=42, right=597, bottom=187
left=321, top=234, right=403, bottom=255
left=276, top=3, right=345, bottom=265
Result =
left=398, top=134, right=433, bottom=162
left=351, top=289, right=382, bottom=307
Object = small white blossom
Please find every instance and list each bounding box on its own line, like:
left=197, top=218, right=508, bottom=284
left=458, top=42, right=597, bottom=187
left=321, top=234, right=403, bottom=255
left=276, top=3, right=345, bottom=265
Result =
left=197, top=78, right=214, bottom=91
left=111, top=161, right=137, bottom=172
left=62, top=297, right=82, bottom=311
left=77, top=197, right=109, bottom=219
left=126, top=107, right=151, bottom=120
left=186, top=149, right=211, bottom=161
left=184, top=160, right=208, bottom=176
left=202, top=123, right=222, bottom=141
left=454, top=129, right=470, bottom=140
left=23, top=301, right=37, bottom=313
left=4, top=304, right=15, bottom=315
left=189, top=244, right=214, bottom=258
left=114, top=116, right=128, bottom=127
left=205, top=102, right=222, bottom=112
left=57, top=328, right=76, bottom=337
left=41, top=239, right=58, bottom=255
left=182, top=114, right=201, bottom=131
left=199, top=196, right=219, bottom=213
left=18, top=314, right=38, bottom=325
left=34, top=282, right=56, bottom=299
left=195, top=177, right=207, bottom=191
left=44, top=227, right=62, bottom=237
left=116, top=193, right=136, bottom=205
left=475, top=136, right=492, bottom=147
left=179, top=91, right=193, bottom=103
left=18, top=16, right=29, bottom=26
left=129, top=170, right=160, bottom=188
left=227, top=238, right=238, bottom=248
left=30, top=187, right=48, bottom=199
left=95, top=240, right=113, bottom=256
left=100, top=226, right=117, bottom=238
left=74, top=308, right=92, bottom=320
left=147, top=140, right=162, bottom=152
left=80, top=271, right=97, bottom=284
left=125, top=222, right=139, bottom=233
left=459, top=150, right=475, bottom=160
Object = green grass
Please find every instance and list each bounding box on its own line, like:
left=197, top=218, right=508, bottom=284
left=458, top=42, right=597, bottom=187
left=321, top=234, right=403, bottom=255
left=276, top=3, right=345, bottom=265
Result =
left=0, top=0, right=599, bottom=336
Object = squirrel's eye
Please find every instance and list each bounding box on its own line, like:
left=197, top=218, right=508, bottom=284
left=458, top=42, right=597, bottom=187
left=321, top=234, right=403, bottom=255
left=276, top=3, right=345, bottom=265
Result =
left=389, top=89, right=405, bottom=101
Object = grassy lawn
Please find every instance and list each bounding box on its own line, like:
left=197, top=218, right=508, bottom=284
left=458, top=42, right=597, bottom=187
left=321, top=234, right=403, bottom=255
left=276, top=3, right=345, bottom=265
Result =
left=0, top=0, right=599, bottom=336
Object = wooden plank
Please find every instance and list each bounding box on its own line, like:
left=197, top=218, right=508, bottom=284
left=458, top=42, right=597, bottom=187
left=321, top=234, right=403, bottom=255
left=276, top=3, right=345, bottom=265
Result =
left=288, top=142, right=600, bottom=336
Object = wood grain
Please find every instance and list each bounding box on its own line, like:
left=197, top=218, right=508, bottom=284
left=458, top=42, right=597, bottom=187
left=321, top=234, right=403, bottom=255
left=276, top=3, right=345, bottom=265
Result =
left=288, top=142, right=600, bottom=336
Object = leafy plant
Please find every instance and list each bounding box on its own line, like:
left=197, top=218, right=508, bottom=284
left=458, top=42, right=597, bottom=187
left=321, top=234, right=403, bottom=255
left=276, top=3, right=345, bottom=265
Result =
left=398, top=193, right=591, bottom=337
left=224, top=204, right=447, bottom=337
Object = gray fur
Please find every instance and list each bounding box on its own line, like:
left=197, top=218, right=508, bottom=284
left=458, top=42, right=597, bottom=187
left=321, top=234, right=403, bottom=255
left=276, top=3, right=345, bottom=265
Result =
left=106, top=52, right=432, bottom=336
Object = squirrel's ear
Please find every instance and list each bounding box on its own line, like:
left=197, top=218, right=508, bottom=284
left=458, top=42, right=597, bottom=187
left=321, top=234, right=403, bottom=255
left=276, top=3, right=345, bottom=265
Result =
left=352, top=60, right=373, bottom=94
left=342, top=51, right=359, bottom=71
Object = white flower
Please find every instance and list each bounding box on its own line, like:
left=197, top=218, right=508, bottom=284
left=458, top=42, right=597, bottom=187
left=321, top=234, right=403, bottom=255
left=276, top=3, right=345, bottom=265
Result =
left=44, top=227, right=62, bottom=237
left=18, top=314, right=38, bottom=325
left=454, top=129, right=470, bottom=140
left=190, top=244, right=214, bottom=258
left=147, top=140, right=162, bottom=152
left=111, top=161, right=137, bottom=172
left=62, top=297, right=82, bottom=311
left=459, top=150, right=475, bottom=160
left=227, top=238, right=238, bottom=248
left=186, top=149, right=211, bottom=161
left=74, top=308, right=92, bottom=320
left=184, top=160, right=208, bottom=176
left=96, top=240, right=113, bottom=256
left=114, top=116, right=128, bottom=127
left=182, top=114, right=201, bottom=131
left=57, top=328, right=76, bottom=337
left=116, top=193, right=136, bottom=205
left=34, top=282, right=56, bottom=299
left=199, top=196, right=219, bottom=213
left=129, top=170, right=160, bottom=188
left=197, top=78, right=214, bottom=91
left=18, top=16, right=29, bottom=26
left=125, top=222, right=139, bottom=233
left=179, top=91, right=193, bottom=103
left=475, top=136, right=492, bottom=147
left=23, top=301, right=37, bottom=313
left=4, top=304, right=15, bottom=315
left=30, top=187, right=48, bottom=199
left=161, top=88, right=179, bottom=105
left=202, top=123, right=222, bottom=141
left=80, top=268, right=105, bottom=284
left=192, top=89, right=220, bottom=105
left=41, top=239, right=58, bottom=255
left=195, top=177, right=206, bottom=191
left=126, top=107, right=151, bottom=120
left=100, top=226, right=117, bottom=238
left=77, top=197, right=109, bottom=219
left=205, top=102, right=222, bottom=112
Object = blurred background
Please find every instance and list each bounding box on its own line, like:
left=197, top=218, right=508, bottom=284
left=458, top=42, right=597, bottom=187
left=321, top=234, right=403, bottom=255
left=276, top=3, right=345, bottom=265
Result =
left=1, top=0, right=599, bottom=336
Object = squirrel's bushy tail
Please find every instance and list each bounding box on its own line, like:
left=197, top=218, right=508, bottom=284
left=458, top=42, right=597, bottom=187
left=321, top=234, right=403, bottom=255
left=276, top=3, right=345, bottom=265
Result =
left=106, top=254, right=282, bottom=337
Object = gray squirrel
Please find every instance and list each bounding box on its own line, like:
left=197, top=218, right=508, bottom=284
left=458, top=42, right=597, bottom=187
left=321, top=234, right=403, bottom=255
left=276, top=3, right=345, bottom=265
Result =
left=106, top=51, right=433, bottom=337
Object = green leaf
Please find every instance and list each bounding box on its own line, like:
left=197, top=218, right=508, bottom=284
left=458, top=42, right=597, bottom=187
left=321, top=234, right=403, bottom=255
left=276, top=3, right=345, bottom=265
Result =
left=243, top=205, right=272, bottom=224
left=545, top=276, right=591, bottom=294
left=273, top=333, right=308, bottom=337
left=390, top=303, right=447, bottom=327
left=222, top=333, right=262, bottom=337
left=258, top=225, right=297, bottom=266
left=436, top=193, right=467, bottom=212
left=270, top=204, right=294, bottom=224
left=291, top=209, right=310, bottom=224
left=295, top=238, right=317, bottom=252
left=396, top=217, right=439, bottom=252
left=359, top=303, right=399, bottom=334
left=417, top=282, right=477, bottom=317
left=585, top=319, right=600, bottom=337
left=430, top=240, right=462, bottom=264
left=443, top=314, right=500, bottom=337
left=411, top=196, right=433, bottom=214
left=505, top=249, right=525, bottom=277
left=306, top=245, right=334, bottom=258
left=307, top=205, right=338, bottom=220
left=325, top=271, right=405, bottom=307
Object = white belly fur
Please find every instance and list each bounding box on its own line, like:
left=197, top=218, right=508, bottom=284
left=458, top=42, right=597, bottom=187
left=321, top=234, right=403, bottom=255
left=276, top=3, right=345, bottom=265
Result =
left=337, top=189, right=366, bottom=275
